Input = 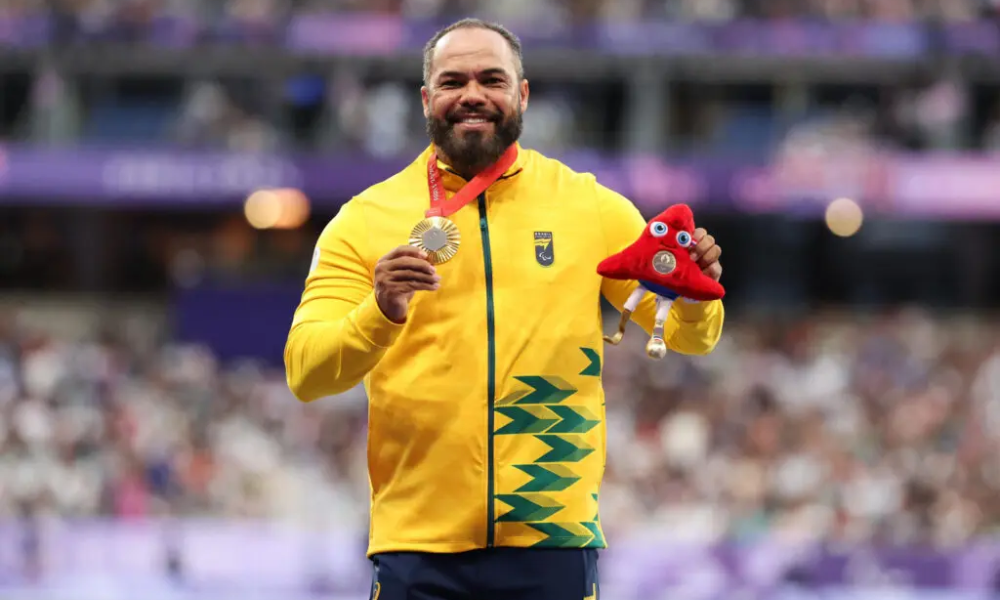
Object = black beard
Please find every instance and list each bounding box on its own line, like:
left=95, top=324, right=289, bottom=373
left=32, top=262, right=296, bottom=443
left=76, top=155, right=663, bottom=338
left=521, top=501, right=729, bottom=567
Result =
left=426, top=107, right=523, bottom=179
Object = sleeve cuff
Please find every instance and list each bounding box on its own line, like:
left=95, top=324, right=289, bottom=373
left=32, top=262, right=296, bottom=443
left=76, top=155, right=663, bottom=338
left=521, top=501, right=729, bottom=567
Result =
left=349, top=293, right=406, bottom=349
left=673, top=297, right=721, bottom=323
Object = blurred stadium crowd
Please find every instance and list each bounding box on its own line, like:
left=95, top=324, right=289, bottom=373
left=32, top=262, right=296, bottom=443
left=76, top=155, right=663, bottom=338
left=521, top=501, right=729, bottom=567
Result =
left=4, top=0, right=1000, bottom=160
left=1, top=306, right=999, bottom=549
left=4, top=0, right=1000, bottom=22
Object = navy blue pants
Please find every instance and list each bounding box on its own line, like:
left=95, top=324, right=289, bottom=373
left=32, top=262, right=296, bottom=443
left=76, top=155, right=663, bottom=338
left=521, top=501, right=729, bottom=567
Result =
left=369, top=548, right=600, bottom=600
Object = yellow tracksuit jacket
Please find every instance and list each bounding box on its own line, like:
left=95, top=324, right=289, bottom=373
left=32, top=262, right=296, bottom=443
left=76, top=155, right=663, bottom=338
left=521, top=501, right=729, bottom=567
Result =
left=284, top=143, right=724, bottom=556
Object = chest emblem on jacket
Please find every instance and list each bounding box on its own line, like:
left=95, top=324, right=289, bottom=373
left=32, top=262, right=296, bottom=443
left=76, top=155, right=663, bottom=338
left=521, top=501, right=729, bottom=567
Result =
left=534, top=232, right=554, bottom=267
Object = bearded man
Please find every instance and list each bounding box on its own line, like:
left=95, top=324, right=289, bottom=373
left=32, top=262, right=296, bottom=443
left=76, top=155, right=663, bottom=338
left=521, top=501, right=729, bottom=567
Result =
left=285, top=18, right=725, bottom=600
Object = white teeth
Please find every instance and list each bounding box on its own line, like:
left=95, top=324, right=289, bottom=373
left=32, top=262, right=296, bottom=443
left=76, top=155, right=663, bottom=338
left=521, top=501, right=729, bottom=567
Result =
left=462, top=118, right=486, bottom=123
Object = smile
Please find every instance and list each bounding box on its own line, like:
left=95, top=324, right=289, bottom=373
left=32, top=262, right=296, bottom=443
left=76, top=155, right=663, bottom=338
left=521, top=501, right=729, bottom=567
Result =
left=454, top=118, right=493, bottom=131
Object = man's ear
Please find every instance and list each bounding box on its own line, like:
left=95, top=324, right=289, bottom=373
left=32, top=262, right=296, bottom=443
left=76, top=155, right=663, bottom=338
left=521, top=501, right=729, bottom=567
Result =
left=519, top=79, right=529, bottom=113
left=421, top=86, right=430, bottom=119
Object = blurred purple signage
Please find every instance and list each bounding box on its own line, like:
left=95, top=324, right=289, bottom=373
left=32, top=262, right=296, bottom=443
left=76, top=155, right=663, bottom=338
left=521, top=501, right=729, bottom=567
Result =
left=1, top=14, right=997, bottom=57
left=0, top=521, right=1000, bottom=599
left=1, top=145, right=999, bottom=219
left=0, top=15, right=49, bottom=47
left=0, top=145, right=705, bottom=210
left=285, top=15, right=406, bottom=54
left=891, top=156, right=1000, bottom=218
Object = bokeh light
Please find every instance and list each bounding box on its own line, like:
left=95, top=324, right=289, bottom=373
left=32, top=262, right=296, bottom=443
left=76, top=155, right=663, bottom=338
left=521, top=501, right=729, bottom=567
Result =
left=244, top=188, right=311, bottom=230
left=825, top=197, right=864, bottom=237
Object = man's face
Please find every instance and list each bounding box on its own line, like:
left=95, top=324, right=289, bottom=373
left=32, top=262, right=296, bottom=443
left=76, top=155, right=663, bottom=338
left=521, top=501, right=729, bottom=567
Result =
left=422, top=28, right=530, bottom=175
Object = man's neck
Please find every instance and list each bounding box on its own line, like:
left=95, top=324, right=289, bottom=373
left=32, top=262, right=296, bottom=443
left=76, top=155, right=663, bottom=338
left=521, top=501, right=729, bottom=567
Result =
left=452, top=164, right=486, bottom=181
left=434, top=150, right=477, bottom=181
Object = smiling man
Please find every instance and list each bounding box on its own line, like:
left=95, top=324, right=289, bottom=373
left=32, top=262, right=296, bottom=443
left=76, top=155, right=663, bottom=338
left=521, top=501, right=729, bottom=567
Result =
left=285, top=18, right=726, bottom=600
left=422, top=25, right=526, bottom=181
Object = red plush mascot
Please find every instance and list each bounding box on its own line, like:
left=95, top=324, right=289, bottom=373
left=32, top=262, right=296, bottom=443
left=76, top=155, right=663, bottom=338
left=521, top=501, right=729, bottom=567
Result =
left=598, top=203, right=725, bottom=359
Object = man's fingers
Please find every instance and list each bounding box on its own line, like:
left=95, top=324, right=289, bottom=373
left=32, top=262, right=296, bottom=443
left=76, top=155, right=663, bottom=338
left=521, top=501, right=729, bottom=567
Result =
left=702, top=262, right=723, bottom=282
left=376, top=246, right=441, bottom=294
left=383, top=257, right=437, bottom=276
left=386, top=268, right=440, bottom=285
left=698, top=245, right=722, bottom=268
left=384, top=279, right=440, bottom=294
left=381, top=245, right=431, bottom=263
left=690, top=233, right=715, bottom=261
left=405, top=281, right=440, bottom=292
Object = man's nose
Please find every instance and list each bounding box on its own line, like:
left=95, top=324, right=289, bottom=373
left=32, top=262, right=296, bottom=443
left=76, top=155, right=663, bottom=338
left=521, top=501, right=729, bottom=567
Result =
left=458, top=82, right=487, bottom=106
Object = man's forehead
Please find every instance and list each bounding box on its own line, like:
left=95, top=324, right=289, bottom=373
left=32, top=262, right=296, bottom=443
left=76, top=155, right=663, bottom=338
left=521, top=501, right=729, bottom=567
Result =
left=430, top=28, right=515, bottom=76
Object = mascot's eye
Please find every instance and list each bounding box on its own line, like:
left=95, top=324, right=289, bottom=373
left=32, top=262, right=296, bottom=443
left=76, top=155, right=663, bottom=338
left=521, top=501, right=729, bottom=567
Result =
left=676, top=231, right=692, bottom=247
left=650, top=222, right=668, bottom=237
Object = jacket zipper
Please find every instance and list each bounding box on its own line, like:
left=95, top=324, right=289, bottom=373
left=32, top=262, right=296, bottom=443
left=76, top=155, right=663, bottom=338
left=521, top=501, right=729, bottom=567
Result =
left=478, top=192, right=497, bottom=547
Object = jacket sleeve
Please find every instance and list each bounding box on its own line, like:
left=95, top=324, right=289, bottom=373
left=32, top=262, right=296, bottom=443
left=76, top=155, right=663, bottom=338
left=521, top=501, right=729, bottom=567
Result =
left=594, top=184, right=725, bottom=356
left=284, top=199, right=405, bottom=402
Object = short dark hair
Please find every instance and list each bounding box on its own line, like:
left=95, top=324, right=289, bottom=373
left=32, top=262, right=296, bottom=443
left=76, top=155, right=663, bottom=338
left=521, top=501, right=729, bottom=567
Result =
left=422, top=18, right=525, bottom=87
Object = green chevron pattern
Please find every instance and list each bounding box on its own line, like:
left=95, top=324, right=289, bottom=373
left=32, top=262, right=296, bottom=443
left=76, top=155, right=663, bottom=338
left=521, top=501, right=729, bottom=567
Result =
left=511, top=376, right=576, bottom=405
left=592, top=493, right=600, bottom=521
left=582, top=521, right=605, bottom=547
left=534, top=435, right=595, bottom=463
left=491, top=373, right=604, bottom=540
left=528, top=522, right=600, bottom=548
left=546, top=405, right=600, bottom=434
left=495, top=406, right=559, bottom=435
left=495, top=494, right=565, bottom=522
left=496, top=405, right=600, bottom=436
left=580, top=347, right=601, bottom=376
left=513, top=464, right=581, bottom=492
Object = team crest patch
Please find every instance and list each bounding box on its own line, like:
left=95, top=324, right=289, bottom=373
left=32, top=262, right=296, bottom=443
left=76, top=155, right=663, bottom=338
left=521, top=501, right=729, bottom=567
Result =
left=534, top=232, right=554, bottom=267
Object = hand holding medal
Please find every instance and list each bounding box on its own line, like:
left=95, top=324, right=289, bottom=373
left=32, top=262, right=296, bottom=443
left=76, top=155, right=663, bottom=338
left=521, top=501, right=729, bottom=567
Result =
left=378, top=145, right=517, bottom=322
left=374, top=246, right=441, bottom=324
left=409, top=145, right=518, bottom=264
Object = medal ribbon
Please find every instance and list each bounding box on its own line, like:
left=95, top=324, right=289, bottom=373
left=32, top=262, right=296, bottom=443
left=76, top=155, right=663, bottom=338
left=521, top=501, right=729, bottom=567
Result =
left=425, top=144, right=518, bottom=218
